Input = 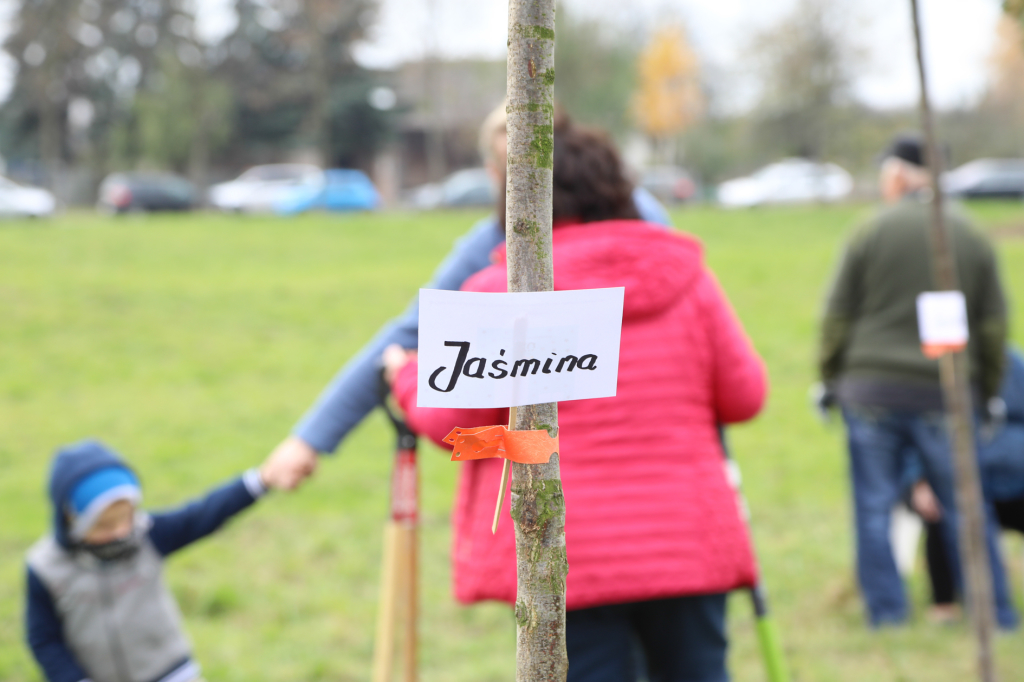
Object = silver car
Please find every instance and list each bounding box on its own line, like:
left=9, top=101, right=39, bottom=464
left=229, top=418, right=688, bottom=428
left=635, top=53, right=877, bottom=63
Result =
left=209, top=164, right=325, bottom=213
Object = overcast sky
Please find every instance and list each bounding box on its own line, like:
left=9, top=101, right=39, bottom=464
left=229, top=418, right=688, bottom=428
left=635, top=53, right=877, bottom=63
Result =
left=11, top=0, right=1008, bottom=112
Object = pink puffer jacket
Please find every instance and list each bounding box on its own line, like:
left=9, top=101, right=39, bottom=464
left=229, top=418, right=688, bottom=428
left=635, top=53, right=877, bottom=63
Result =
left=393, top=220, right=768, bottom=610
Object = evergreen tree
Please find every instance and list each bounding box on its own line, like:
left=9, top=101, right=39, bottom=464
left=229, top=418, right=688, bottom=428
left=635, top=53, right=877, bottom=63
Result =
left=1, top=0, right=100, bottom=171
left=0, top=0, right=393, bottom=184
left=215, top=0, right=392, bottom=169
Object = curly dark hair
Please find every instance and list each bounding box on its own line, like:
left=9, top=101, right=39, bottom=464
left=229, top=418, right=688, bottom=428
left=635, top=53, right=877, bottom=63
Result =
left=552, top=117, right=639, bottom=224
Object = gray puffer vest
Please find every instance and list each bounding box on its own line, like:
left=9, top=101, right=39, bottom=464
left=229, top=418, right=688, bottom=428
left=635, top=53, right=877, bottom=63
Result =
left=27, top=517, right=196, bottom=682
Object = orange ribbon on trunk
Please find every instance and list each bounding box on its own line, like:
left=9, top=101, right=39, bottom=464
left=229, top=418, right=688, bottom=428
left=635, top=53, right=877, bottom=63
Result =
left=443, top=425, right=558, bottom=464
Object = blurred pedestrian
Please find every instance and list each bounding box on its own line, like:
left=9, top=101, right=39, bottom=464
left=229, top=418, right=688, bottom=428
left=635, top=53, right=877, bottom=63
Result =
left=817, top=133, right=1018, bottom=628
left=25, top=439, right=295, bottom=682
left=262, top=101, right=673, bottom=487
left=906, top=347, right=1024, bottom=623
left=383, top=117, right=768, bottom=682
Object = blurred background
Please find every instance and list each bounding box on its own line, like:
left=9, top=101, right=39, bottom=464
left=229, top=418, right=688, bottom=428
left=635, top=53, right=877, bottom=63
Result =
left=0, top=0, right=1021, bottom=213
left=3, top=2, right=1024, bottom=681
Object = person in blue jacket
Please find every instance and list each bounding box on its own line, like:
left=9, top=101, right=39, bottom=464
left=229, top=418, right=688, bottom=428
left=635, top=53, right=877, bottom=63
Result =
left=263, top=102, right=673, bottom=487
left=906, top=347, right=1024, bottom=622
left=25, top=439, right=289, bottom=682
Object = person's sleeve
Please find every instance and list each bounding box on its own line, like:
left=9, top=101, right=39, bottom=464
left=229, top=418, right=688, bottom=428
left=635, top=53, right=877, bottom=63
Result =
left=392, top=361, right=507, bottom=448
left=292, top=217, right=504, bottom=454
left=699, top=271, right=769, bottom=424
left=631, top=186, right=673, bottom=227
left=973, top=240, right=1008, bottom=402
left=148, top=471, right=267, bottom=557
left=819, top=229, right=867, bottom=385
left=26, top=567, right=89, bottom=682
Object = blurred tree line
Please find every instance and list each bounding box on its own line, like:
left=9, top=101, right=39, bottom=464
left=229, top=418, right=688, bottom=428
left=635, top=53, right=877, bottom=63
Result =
left=3, top=0, right=1022, bottom=193
left=0, top=0, right=393, bottom=186
left=558, top=0, right=1024, bottom=187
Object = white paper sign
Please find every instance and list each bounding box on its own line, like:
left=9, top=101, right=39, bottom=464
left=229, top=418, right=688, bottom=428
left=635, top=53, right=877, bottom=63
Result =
left=417, top=288, right=625, bottom=408
left=916, top=291, right=969, bottom=346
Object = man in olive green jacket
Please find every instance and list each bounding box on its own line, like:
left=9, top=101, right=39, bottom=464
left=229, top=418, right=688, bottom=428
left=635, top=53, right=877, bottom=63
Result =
left=819, top=134, right=1018, bottom=628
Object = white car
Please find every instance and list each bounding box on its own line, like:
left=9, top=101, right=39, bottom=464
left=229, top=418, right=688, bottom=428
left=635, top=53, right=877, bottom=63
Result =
left=0, top=176, right=56, bottom=217
left=717, top=159, right=853, bottom=208
left=209, top=164, right=325, bottom=213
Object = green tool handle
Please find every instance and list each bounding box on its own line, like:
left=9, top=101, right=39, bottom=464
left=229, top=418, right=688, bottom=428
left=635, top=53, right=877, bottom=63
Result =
left=752, top=590, right=790, bottom=682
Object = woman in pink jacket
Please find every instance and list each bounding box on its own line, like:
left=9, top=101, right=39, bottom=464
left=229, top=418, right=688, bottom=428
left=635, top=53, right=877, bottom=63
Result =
left=385, top=120, right=768, bottom=682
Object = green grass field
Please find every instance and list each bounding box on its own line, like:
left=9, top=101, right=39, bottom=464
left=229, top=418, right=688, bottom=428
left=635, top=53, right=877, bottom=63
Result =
left=2, top=203, right=1023, bottom=681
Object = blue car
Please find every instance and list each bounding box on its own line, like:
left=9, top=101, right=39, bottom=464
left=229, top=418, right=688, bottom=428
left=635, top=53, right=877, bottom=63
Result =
left=274, top=169, right=381, bottom=215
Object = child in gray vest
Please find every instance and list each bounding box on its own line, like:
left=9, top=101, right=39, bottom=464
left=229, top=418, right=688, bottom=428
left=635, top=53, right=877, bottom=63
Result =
left=26, top=439, right=287, bottom=682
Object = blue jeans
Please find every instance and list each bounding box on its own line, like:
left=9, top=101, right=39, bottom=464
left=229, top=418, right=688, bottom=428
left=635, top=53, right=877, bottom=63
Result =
left=981, top=424, right=1024, bottom=501
left=567, top=594, right=728, bottom=682
left=843, top=405, right=1019, bottom=628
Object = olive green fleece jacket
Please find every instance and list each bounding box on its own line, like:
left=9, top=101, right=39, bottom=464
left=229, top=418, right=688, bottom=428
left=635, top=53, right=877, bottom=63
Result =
left=819, top=197, right=1007, bottom=400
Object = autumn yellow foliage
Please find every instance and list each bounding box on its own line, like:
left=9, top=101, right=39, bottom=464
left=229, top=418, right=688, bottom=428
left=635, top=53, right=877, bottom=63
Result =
left=1006, top=0, right=1024, bottom=22
left=632, top=27, right=704, bottom=140
left=989, top=15, right=1024, bottom=114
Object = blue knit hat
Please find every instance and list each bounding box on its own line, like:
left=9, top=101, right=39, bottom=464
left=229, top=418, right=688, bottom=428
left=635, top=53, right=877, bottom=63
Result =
left=67, top=466, right=141, bottom=541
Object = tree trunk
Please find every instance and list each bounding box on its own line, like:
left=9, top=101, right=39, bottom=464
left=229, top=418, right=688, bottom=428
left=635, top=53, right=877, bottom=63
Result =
left=910, top=2, right=997, bottom=680
left=306, top=6, right=331, bottom=166
left=188, top=79, right=210, bottom=189
left=38, top=95, right=61, bottom=188
left=505, top=1, right=566, bottom=680
left=424, top=0, right=447, bottom=182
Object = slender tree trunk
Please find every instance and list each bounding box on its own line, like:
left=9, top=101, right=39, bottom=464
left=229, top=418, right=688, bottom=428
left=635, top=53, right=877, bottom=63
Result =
left=910, top=2, right=997, bottom=680
left=424, top=58, right=447, bottom=182
left=306, top=2, right=332, bottom=166
left=505, top=1, right=566, bottom=680
left=38, top=95, right=61, bottom=188
left=424, top=0, right=446, bottom=182
left=188, top=78, right=210, bottom=189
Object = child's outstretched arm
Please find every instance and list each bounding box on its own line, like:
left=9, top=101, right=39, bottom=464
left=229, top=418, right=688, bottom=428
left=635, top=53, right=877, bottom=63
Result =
left=25, top=567, right=89, bottom=682
left=148, top=469, right=268, bottom=557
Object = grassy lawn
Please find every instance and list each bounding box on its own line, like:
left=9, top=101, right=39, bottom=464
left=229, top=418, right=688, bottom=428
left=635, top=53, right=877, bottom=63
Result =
left=1, top=202, right=1023, bottom=681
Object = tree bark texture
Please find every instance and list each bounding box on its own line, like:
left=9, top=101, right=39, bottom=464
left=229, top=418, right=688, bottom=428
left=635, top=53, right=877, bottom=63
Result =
left=910, top=1, right=996, bottom=679
left=505, top=1, right=567, bottom=680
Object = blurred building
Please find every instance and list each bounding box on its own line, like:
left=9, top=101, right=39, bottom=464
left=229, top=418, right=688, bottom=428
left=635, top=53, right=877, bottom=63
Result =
left=379, top=58, right=506, bottom=190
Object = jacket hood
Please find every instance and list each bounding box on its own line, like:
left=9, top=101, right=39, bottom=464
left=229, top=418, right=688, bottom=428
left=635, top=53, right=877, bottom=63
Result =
left=1004, top=348, right=1024, bottom=423
left=47, top=440, right=135, bottom=549
left=492, top=220, right=704, bottom=320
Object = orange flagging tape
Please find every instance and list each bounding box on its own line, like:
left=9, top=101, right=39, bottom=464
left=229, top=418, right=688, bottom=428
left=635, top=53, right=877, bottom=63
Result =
left=922, top=342, right=967, bottom=360
left=443, top=425, right=558, bottom=464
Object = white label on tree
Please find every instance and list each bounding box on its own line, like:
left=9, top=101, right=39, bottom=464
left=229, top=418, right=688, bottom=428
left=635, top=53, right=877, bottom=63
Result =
left=417, top=288, right=625, bottom=408
left=916, top=291, right=969, bottom=347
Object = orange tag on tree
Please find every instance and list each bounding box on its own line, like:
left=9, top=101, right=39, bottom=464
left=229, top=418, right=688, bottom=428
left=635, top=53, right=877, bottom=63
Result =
left=443, top=425, right=558, bottom=464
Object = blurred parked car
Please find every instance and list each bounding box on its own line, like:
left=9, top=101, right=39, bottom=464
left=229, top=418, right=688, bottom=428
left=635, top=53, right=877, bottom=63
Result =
left=97, top=172, right=197, bottom=213
left=275, top=169, right=381, bottom=215
left=407, top=168, right=496, bottom=209
left=639, top=166, right=697, bottom=203
left=209, top=164, right=325, bottom=213
left=943, top=159, right=1024, bottom=200
left=0, top=175, right=55, bottom=217
left=717, top=158, right=853, bottom=208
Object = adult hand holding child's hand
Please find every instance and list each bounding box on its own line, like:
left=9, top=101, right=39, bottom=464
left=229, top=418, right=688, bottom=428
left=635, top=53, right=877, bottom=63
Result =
left=259, top=345, right=416, bottom=493
left=261, top=436, right=319, bottom=490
